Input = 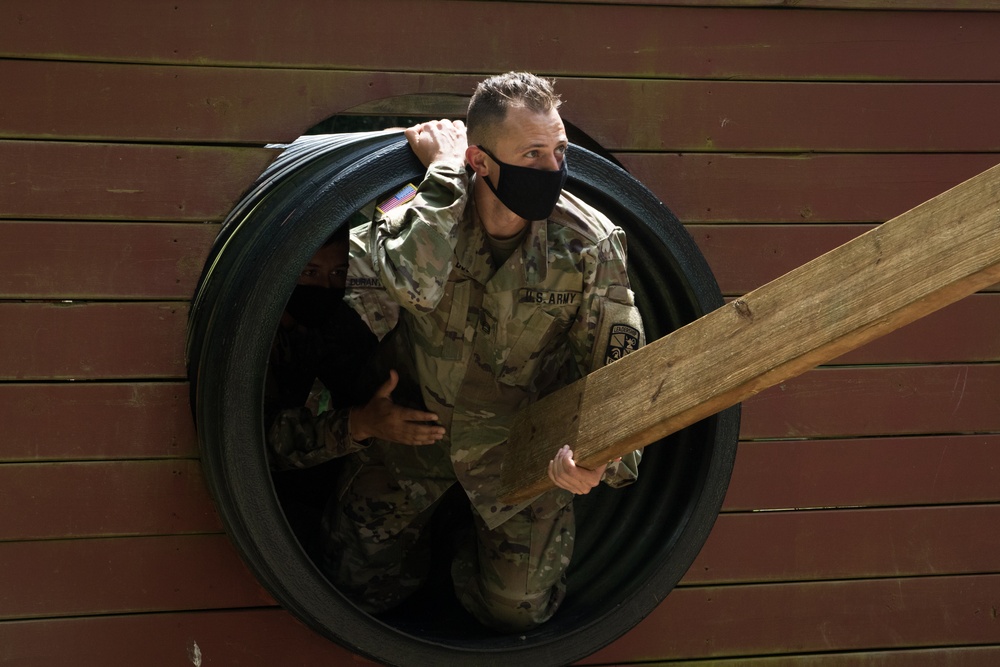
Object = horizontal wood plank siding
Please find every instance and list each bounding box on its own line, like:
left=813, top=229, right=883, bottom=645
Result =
left=0, top=460, right=220, bottom=540
left=586, top=575, right=1000, bottom=663
left=0, top=141, right=276, bottom=221
left=5, top=142, right=998, bottom=226
left=0, top=221, right=218, bottom=299
left=0, top=535, right=272, bottom=620
left=686, top=505, right=1000, bottom=584
left=6, top=59, right=1000, bottom=152
left=5, top=1, right=999, bottom=664
left=0, top=302, right=187, bottom=380
left=0, top=383, right=196, bottom=461
left=3, top=3, right=998, bottom=78
left=725, top=434, right=1000, bottom=511
left=0, top=609, right=360, bottom=667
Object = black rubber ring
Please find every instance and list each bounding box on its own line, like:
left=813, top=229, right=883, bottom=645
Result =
left=187, top=133, right=740, bottom=667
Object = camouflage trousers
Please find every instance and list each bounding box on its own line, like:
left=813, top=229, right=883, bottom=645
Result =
left=320, top=457, right=575, bottom=633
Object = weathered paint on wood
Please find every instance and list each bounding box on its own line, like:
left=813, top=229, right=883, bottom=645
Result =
left=586, top=574, right=1000, bottom=663
left=5, top=1, right=1000, bottom=664
left=0, top=460, right=220, bottom=540
left=7, top=59, right=1000, bottom=152
left=0, top=382, right=196, bottom=461
left=618, top=152, right=1000, bottom=224
left=0, top=221, right=218, bottom=299
left=827, top=293, right=1000, bottom=364
left=0, top=141, right=276, bottom=221
left=0, top=535, right=272, bottom=620
left=742, top=364, right=1000, bottom=439
left=685, top=504, right=1000, bottom=584
left=3, top=2, right=998, bottom=79
left=725, top=434, right=1000, bottom=511
left=0, top=609, right=366, bottom=667
left=6, top=140, right=999, bottom=229
left=0, top=302, right=187, bottom=380
left=642, top=646, right=1000, bottom=667
left=5, top=140, right=996, bottom=225
left=500, top=164, right=1000, bottom=503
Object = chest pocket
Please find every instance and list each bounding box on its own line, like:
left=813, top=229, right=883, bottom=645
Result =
left=485, top=288, right=580, bottom=389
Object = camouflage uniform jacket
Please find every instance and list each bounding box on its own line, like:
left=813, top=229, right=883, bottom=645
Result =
left=367, top=160, right=645, bottom=530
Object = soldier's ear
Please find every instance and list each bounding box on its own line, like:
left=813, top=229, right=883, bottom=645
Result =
left=466, top=145, right=490, bottom=177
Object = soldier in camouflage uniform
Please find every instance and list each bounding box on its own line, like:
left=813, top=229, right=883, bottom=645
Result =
left=266, top=228, right=443, bottom=470
left=321, top=72, right=645, bottom=632
left=265, top=229, right=444, bottom=552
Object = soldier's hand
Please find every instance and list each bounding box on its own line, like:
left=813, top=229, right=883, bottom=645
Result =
left=349, top=370, right=445, bottom=445
left=547, top=445, right=608, bottom=495
left=405, top=119, right=467, bottom=169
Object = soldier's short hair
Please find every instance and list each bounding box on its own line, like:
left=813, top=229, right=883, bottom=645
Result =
left=467, top=72, right=562, bottom=146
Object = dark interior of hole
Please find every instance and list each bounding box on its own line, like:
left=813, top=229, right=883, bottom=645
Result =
left=262, top=171, right=716, bottom=641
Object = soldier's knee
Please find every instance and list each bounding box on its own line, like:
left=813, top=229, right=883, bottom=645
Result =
left=461, top=584, right=564, bottom=633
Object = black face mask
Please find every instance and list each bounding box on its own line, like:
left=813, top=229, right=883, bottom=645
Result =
left=477, top=145, right=568, bottom=221
left=285, top=284, right=346, bottom=328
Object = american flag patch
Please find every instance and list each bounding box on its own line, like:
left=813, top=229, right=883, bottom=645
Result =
left=376, top=183, right=418, bottom=215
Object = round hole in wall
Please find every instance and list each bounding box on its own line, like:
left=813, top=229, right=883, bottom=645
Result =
left=187, top=122, right=739, bottom=666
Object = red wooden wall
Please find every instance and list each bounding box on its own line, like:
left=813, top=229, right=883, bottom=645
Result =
left=3, top=1, right=1000, bottom=664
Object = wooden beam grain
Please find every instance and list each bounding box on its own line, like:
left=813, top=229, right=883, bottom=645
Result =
left=500, top=163, right=1000, bottom=503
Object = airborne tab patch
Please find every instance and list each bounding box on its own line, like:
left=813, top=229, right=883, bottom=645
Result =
left=605, top=324, right=640, bottom=364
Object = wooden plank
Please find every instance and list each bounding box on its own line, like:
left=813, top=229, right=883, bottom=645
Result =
left=647, top=646, right=1000, bottom=667
left=556, top=79, right=1000, bottom=154
left=828, top=294, right=1000, bottom=364
left=725, top=434, right=1000, bottom=511
left=2, top=3, right=997, bottom=78
left=500, top=163, right=1000, bottom=503
left=0, top=141, right=275, bottom=222
left=7, top=59, right=1000, bottom=152
left=0, top=609, right=366, bottom=667
left=586, top=574, right=1000, bottom=663
left=684, top=505, right=1000, bottom=585
left=0, top=60, right=476, bottom=144
left=536, top=0, right=1000, bottom=8
left=692, top=224, right=874, bottom=295
left=0, top=534, right=272, bottom=620
left=4, top=142, right=996, bottom=225
left=618, top=152, right=1000, bottom=224
left=0, top=460, right=220, bottom=541
left=0, top=221, right=218, bottom=299
left=0, top=382, right=197, bottom=461
left=692, top=224, right=1000, bottom=295
left=0, top=302, right=187, bottom=380
left=742, top=364, right=1000, bottom=440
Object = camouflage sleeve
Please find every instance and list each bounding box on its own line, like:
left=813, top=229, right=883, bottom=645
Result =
left=571, top=227, right=646, bottom=488
left=267, top=406, right=368, bottom=470
left=369, top=161, right=469, bottom=314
